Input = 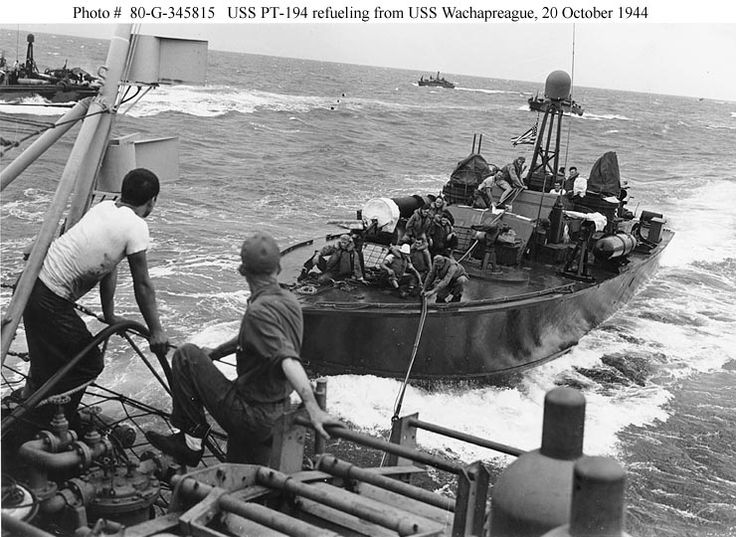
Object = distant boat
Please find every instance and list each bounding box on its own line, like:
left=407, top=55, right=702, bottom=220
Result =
left=418, top=71, right=455, bottom=89
left=0, top=33, right=100, bottom=103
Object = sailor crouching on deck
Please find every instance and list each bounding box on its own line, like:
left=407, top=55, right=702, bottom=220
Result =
left=22, top=168, right=168, bottom=424
left=298, top=233, right=365, bottom=285
left=380, top=243, right=422, bottom=298
left=146, top=232, right=344, bottom=466
left=422, top=254, right=469, bottom=303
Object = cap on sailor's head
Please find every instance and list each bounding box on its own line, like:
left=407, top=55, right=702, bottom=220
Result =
left=239, top=232, right=280, bottom=275
left=399, top=243, right=411, bottom=255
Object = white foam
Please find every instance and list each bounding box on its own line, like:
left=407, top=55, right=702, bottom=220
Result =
left=658, top=180, right=736, bottom=266
left=125, top=85, right=336, bottom=117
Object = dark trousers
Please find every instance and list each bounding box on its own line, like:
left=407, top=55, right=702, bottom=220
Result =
left=23, top=279, right=103, bottom=423
left=169, top=343, right=286, bottom=464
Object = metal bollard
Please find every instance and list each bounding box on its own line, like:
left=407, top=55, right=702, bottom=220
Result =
left=489, top=387, right=586, bottom=537
left=540, top=456, right=631, bottom=537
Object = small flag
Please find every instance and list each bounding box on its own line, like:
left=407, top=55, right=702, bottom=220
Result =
left=511, top=124, right=537, bottom=146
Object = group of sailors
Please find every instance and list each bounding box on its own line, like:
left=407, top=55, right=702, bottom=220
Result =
left=472, top=156, right=591, bottom=210
left=298, top=196, right=468, bottom=303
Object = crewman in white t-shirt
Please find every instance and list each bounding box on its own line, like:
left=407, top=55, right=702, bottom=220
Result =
left=22, top=168, right=168, bottom=424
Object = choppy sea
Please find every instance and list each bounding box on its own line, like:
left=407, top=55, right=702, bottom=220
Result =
left=1, top=28, right=735, bottom=536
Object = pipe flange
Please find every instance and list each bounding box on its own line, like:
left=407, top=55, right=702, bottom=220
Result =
left=71, top=441, right=93, bottom=469
left=66, top=477, right=96, bottom=507
left=37, top=430, right=59, bottom=453
left=33, top=480, right=58, bottom=503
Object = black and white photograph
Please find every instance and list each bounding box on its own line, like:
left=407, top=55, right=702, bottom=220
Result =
left=2, top=2, right=735, bottom=535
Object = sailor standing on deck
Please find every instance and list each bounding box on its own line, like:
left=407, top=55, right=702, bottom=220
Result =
left=146, top=232, right=344, bottom=466
left=21, top=168, right=169, bottom=422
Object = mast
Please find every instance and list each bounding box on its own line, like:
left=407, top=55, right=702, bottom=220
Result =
left=526, top=70, right=572, bottom=186
left=1, top=24, right=133, bottom=364
left=24, top=33, right=36, bottom=74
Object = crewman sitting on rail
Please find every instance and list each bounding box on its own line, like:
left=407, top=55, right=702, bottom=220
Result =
left=380, top=243, right=422, bottom=297
left=496, top=156, right=527, bottom=209
left=299, top=234, right=365, bottom=285
left=422, top=254, right=469, bottom=303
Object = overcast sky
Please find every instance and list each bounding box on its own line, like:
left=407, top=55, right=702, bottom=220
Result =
left=4, top=2, right=736, bottom=101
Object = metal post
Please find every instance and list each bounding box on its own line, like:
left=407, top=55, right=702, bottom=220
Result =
left=313, top=378, right=327, bottom=455
left=452, top=461, right=489, bottom=537
left=1, top=24, right=132, bottom=365
left=269, top=409, right=307, bottom=474
left=386, top=413, right=419, bottom=467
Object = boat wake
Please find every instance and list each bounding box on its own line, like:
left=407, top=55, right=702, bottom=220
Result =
left=454, top=87, right=514, bottom=95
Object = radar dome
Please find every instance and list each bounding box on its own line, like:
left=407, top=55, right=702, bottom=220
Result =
left=544, top=70, right=572, bottom=101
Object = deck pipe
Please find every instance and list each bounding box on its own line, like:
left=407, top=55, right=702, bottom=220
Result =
left=316, top=453, right=455, bottom=512
left=490, top=387, right=586, bottom=537
left=256, top=466, right=421, bottom=536
left=541, top=456, right=630, bottom=537
left=0, top=98, right=91, bottom=190
left=19, top=435, right=110, bottom=502
left=409, top=417, right=524, bottom=457
left=295, top=416, right=465, bottom=475
left=173, top=475, right=342, bottom=537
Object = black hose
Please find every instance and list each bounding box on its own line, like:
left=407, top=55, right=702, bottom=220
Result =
left=1, top=320, right=149, bottom=438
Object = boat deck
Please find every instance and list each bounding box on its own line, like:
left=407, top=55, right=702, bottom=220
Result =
left=278, top=235, right=659, bottom=309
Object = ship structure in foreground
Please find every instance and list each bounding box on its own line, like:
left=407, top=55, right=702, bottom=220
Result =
left=1, top=25, right=643, bottom=536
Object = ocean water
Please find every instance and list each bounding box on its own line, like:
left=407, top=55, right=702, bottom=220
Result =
left=2, top=29, right=736, bottom=536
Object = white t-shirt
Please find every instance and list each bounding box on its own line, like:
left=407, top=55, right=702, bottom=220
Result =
left=40, top=200, right=150, bottom=301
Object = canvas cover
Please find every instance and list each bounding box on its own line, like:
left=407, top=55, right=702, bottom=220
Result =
left=449, top=153, right=494, bottom=187
left=587, top=151, right=621, bottom=197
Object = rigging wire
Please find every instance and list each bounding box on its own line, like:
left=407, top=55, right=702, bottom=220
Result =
left=0, top=105, right=107, bottom=157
